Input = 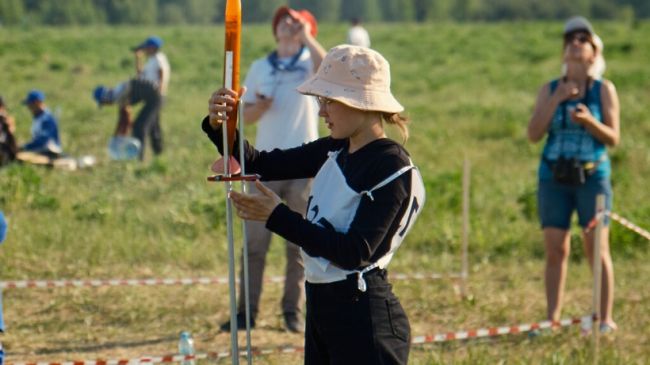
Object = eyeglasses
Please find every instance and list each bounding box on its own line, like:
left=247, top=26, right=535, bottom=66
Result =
left=565, top=32, right=590, bottom=45
left=316, top=96, right=334, bottom=108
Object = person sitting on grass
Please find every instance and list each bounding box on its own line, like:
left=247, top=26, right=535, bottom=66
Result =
left=16, top=90, right=94, bottom=170
left=20, top=90, right=62, bottom=160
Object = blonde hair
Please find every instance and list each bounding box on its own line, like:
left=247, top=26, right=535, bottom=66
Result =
left=382, top=112, right=409, bottom=144
left=562, top=33, right=606, bottom=79
left=589, top=34, right=606, bottom=78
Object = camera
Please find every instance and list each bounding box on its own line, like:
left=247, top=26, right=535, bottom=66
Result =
left=552, top=157, right=586, bottom=185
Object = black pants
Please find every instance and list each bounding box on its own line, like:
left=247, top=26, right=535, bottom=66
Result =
left=305, top=269, right=410, bottom=365
left=129, top=79, right=163, bottom=160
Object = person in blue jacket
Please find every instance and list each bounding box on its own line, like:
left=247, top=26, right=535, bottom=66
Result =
left=21, top=90, right=62, bottom=159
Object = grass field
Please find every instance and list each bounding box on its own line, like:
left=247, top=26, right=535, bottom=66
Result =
left=0, top=21, right=649, bottom=364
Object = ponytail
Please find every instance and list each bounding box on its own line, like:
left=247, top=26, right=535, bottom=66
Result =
left=382, top=112, right=409, bottom=144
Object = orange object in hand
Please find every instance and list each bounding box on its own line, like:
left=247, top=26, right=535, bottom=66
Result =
left=219, top=0, right=241, bottom=172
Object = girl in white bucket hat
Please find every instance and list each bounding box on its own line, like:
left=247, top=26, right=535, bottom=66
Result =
left=204, top=45, right=425, bottom=364
left=527, top=16, right=620, bottom=334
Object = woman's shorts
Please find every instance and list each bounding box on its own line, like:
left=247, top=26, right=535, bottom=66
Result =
left=537, top=176, right=612, bottom=229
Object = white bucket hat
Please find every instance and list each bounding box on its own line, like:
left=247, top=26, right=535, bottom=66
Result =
left=297, top=45, right=404, bottom=113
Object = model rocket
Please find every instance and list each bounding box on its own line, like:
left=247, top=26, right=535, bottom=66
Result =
left=211, top=0, right=242, bottom=177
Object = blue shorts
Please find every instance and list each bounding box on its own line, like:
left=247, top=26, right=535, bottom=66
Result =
left=537, top=177, right=612, bottom=229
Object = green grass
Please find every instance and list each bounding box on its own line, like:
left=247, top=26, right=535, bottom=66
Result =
left=0, top=22, right=649, bottom=363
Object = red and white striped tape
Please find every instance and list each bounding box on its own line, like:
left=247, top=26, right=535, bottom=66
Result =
left=412, top=315, right=586, bottom=344
left=609, top=212, right=650, bottom=241
left=569, top=211, right=649, bottom=242
left=6, top=315, right=587, bottom=365
left=0, top=272, right=464, bottom=290
left=584, top=211, right=606, bottom=232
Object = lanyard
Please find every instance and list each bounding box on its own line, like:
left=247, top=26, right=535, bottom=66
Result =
left=558, top=77, right=591, bottom=158
left=267, top=46, right=306, bottom=74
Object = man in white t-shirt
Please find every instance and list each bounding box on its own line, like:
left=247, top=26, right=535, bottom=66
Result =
left=219, top=6, right=326, bottom=334
left=347, top=17, right=371, bottom=48
left=134, top=36, right=171, bottom=96
left=130, top=36, right=171, bottom=157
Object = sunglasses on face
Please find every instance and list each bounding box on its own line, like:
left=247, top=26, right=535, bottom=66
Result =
left=565, top=32, right=591, bottom=44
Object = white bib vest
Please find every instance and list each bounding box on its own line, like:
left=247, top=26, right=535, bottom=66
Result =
left=303, top=149, right=426, bottom=291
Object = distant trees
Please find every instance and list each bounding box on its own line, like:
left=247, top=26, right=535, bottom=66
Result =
left=241, top=0, right=285, bottom=22
left=290, top=0, right=340, bottom=22
left=339, top=0, right=380, bottom=22
left=101, top=0, right=157, bottom=25
left=40, top=0, right=105, bottom=25
left=0, top=0, right=648, bottom=26
left=377, top=0, right=415, bottom=22
left=158, top=0, right=220, bottom=24
left=0, top=0, right=24, bottom=25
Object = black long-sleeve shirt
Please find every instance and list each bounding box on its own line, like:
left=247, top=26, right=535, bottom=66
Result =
left=202, top=117, right=412, bottom=270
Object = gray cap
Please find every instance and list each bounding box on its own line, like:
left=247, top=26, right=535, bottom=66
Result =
left=564, top=16, right=594, bottom=35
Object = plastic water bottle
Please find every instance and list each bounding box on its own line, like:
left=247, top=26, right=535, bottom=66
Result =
left=108, top=136, right=141, bottom=160
left=178, top=331, right=195, bottom=365
left=580, top=315, right=593, bottom=336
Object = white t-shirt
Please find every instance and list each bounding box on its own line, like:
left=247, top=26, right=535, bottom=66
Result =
left=242, top=48, right=319, bottom=151
left=347, top=25, right=371, bottom=48
left=141, top=52, right=171, bottom=95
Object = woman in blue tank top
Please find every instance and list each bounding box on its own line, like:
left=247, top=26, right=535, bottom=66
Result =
left=527, top=16, right=620, bottom=333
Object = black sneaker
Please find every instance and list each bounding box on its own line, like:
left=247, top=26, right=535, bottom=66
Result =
left=283, top=312, right=305, bottom=333
left=219, top=312, right=255, bottom=332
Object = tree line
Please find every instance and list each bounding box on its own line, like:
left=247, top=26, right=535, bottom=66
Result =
left=0, top=0, right=648, bottom=26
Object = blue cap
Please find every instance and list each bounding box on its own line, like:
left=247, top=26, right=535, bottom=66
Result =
left=134, top=36, right=163, bottom=50
left=23, top=89, right=45, bottom=104
left=93, top=85, right=107, bottom=106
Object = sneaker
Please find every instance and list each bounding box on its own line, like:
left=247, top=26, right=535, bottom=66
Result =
left=219, top=312, right=255, bottom=332
left=283, top=312, right=305, bottom=333
left=528, top=322, right=561, bottom=339
left=580, top=321, right=617, bottom=336
left=528, top=327, right=554, bottom=339
left=599, top=322, right=617, bottom=334
left=528, top=328, right=544, bottom=338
